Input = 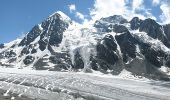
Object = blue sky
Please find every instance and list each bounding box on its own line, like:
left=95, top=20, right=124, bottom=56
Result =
left=0, top=0, right=93, bottom=43
left=0, top=0, right=170, bottom=44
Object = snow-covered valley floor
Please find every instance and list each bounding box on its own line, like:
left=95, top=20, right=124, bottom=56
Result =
left=0, top=68, right=169, bottom=100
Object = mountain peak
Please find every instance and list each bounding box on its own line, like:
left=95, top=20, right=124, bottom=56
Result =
left=48, top=11, right=71, bottom=23
left=101, top=15, right=128, bottom=24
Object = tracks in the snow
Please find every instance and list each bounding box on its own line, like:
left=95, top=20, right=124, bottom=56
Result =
left=0, top=72, right=169, bottom=100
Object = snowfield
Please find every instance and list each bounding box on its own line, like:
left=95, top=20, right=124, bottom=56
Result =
left=0, top=68, right=169, bottom=100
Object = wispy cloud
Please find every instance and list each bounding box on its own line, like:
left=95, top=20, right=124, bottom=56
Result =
left=131, top=0, right=156, bottom=20
left=68, top=0, right=170, bottom=25
left=132, top=0, right=144, bottom=11
left=160, top=2, right=170, bottom=24
left=90, top=0, right=127, bottom=21
left=76, top=12, right=85, bottom=20
left=68, top=4, right=76, bottom=13
left=68, top=4, right=87, bottom=22
left=89, top=0, right=156, bottom=21
left=152, top=0, right=160, bottom=6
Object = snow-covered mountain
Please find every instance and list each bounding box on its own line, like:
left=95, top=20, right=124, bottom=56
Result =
left=1, top=11, right=170, bottom=81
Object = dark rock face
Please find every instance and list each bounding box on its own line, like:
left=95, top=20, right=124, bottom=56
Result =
left=130, top=18, right=170, bottom=48
left=90, top=55, right=98, bottom=71
left=8, top=58, right=17, bottom=63
left=4, top=50, right=16, bottom=58
left=101, top=15, right=128, bottom=24
left=163, top=24, right=170, bottom=40
left=94, top=23, right=128, bottom=33
left=34, top=58, right=49, bottom=70
left=23, top=56, right=35, bottom=65
left=115, top=32, right=137, bottom=62
left=19, top=12, right=69, bottom=53
left=19, top=25, right=42, bottom=46
left=126, top=58, right=170, bottom=81
left=94, top=15, right=128, bottom=33
left=17, top=12, right=71, bottom=70
left=144, top=48, right=163, bottom=68
left=0, top=44, right=4, bottom=49
left=130, top=17, right=142, bottom=30
left=50, top=52, right=71, bottom=64
left=165, top=55, right=170, bottom=68
left=111, top=24, right=129, bottom=33
left=38, top=39, right=48, bottom=51
left=21, top=45, right=34, bottom=55
left=94, top=34, right=121, bottom=73
left=73, top=51, right=84, bottom=70
left=96, top=34, right=118, bottom=65
left=49, top=52, right=72, bottom=70
left=94, top=20, right=111, bottom=32
left=102, top=34, right=117, bottom=51
left=139, top=19, right=162, bottom=38
left=138, top=19, right=170, bottom=48
left=51, top=64, right=68, bottom=71
left=21, top=47, right=30, bottom=55
left=38, top=13, right=69, bottom=51
left=31, top=48, right=37, bottom=54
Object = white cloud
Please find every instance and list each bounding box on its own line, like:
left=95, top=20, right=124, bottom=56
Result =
left=68, top=4, right=76, bottom=13
left=90, top=0, right=127, bottom=21
left=67, top=0, right=170, bottom=25
left=152, top=0, right=160, bottom=6
left=67, top=4, right=87, bottom=23
left=145, top=10, right=157, bottom=20
left=89, top=0, right=156, bottom=22
left=160, top=2, right=170, bottom=24
left=76, top=12, right=85, bottom=20
left=132, top=0, right=144, bottom=11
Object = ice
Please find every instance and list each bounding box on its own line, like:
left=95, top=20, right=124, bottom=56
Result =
left=159, top=66, right=170, bottom=75
left=0, top=68, right=169, bottom=100
left=38, top=24, right=43, bottom=31
left=11, top=97, right=15, bottom=100
left=136, top=44, right=140, bottom=53
left=53, top=22, right=98, bottom=70
left=131, top=30, right=170, bottom=53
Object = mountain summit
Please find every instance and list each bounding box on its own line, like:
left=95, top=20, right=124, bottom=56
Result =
left=1, top=11, right=170, bottom=80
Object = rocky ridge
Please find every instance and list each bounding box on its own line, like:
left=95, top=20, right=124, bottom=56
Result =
left=1, top=11, right=170, bottom=80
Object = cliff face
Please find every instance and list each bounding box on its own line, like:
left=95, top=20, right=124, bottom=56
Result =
left=1, top=12, right=170, bottom=80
